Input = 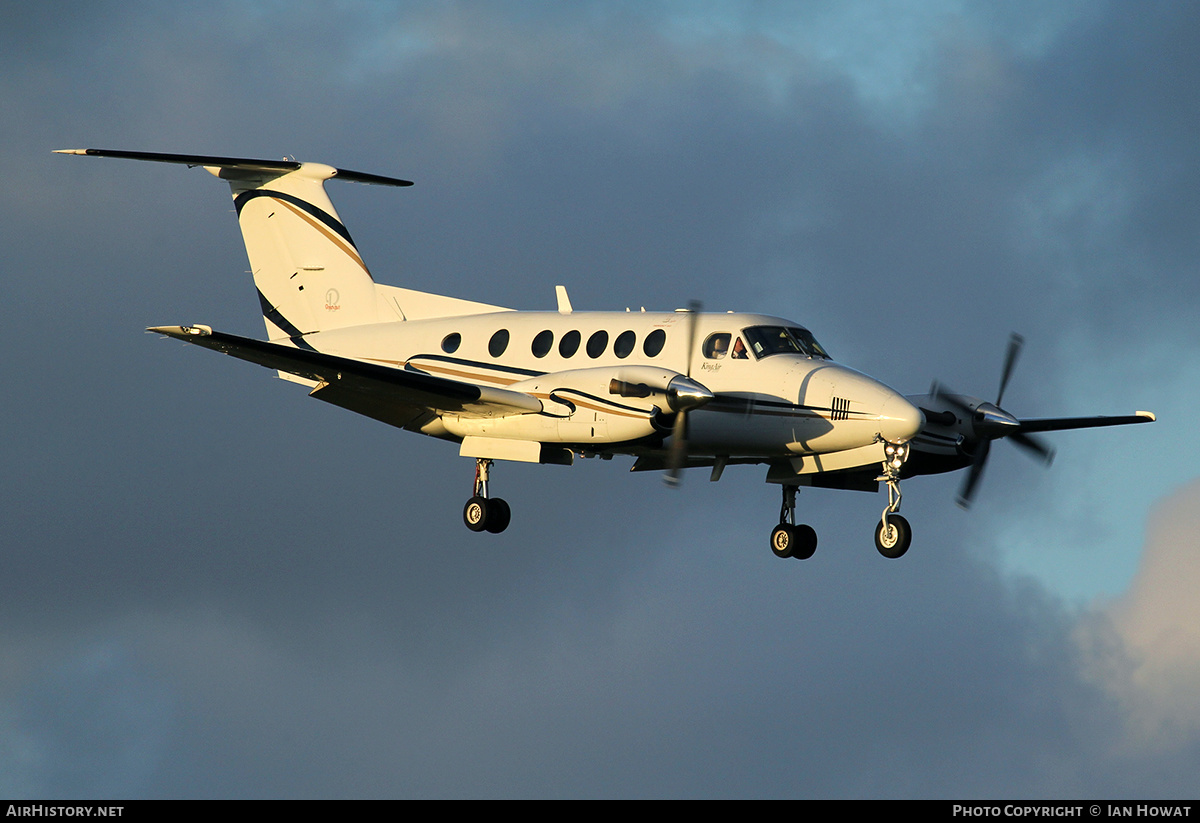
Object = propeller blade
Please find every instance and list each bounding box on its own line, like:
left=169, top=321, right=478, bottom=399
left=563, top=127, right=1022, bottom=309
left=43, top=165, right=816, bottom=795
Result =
left=931, top=381, right=974, bottom=418
left=956, top=438, right=991, bottom=509
left=664, top=410, right=688, bottom=488
left=664, top=300, right=703, bottom=488
left=1009, top=431, right=1055, bottom=465
left=684, top=300, right=701, bottom=378
left=996, top=332, right=1023, bottom=407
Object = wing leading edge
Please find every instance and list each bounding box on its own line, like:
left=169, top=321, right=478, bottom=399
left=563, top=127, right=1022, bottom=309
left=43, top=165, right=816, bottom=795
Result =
left=1014, top=413, right=1156, bottom=433
left=148, top=326, right=543, bottom=427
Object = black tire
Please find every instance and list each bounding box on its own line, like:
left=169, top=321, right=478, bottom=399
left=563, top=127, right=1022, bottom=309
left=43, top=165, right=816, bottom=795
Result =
left=792, top=524, right=817, bottom=560
left=770, top=524, right=795, bottom=558
left=464, top=496, right=489, bottom=532
left=484, top=498, right=511, bottom=534
left=874, top=514, right=911, bottom=558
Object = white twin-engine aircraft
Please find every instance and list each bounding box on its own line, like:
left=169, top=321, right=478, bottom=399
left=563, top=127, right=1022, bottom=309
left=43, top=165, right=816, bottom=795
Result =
left=58, top=149, right=1156, bottom=560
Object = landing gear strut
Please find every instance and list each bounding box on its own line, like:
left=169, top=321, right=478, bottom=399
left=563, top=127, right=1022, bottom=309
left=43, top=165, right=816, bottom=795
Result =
left=463, top=458, right=511, bottom=534
left=769, top=485, right=817, bottom=560
left=874, top=440, right=912, bottom=558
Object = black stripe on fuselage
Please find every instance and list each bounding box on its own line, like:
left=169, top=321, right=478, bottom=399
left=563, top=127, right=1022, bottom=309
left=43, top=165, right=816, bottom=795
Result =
left=405, top=353, right=545, bottom=380
left=340, top=349, right=872, bottom=423
left=707, top=395, right=871, bottom=420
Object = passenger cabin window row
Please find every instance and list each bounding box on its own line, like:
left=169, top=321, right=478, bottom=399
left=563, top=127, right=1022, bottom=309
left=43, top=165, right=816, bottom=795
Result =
left=437, top=324, right=828, bottom=361
left=440, top=328, right=668, bottom=359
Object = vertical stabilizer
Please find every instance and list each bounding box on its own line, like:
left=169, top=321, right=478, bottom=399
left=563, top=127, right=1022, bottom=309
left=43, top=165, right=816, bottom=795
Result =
left=55, top=149, right=413, bottom=345
left=220, top=162, right=386, bottom=342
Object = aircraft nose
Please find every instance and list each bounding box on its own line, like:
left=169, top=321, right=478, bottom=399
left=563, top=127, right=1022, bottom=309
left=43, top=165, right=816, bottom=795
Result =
left=878, top=392, right=924, bottom=443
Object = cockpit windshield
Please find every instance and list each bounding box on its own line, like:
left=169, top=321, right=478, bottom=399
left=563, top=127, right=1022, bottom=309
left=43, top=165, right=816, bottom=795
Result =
left=742, top=325, right=831, bottom=360
left=788, top=327, right=831, bottom=359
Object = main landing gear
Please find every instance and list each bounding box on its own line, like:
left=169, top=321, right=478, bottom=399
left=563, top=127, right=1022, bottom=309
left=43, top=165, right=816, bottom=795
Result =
left=767, top=440, right=914, bottom=560
left=463, top=458, right=511, bottom=534
left=770, top=485, right=817, bottom=560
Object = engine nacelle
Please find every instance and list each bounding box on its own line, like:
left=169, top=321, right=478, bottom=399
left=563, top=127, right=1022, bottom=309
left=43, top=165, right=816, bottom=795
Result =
left=444, top=366, right=673, bottom=445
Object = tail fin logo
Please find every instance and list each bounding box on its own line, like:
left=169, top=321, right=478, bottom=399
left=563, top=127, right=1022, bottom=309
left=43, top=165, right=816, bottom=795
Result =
left=325, top=288, right=341, bottom=311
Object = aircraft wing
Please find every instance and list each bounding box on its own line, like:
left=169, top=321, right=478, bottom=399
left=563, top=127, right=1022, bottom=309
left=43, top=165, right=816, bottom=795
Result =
left=148, top=326, right=543, bottom=426
left=1015, top=412, right=1156, bottom=433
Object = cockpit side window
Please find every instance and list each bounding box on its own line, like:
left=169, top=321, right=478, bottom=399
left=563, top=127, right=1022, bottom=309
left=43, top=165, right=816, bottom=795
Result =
left=702, top=332, right=731, bottom=359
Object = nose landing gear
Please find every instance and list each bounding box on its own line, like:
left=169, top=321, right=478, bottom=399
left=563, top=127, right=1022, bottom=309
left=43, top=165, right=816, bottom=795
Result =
left=874, top=440, right=912, bottom=558
left=463, top=458, right=511, bottom=534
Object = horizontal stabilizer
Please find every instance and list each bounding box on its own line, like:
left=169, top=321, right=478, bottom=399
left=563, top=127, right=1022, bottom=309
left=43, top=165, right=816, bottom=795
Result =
left=148, top=325, right=543, bottom=419
left=54, top=148, right=413, bottom=187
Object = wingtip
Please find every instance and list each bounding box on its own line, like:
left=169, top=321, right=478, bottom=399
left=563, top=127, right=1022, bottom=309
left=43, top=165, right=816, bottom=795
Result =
left=1136, top=410, right=1156, bottom=422
left=147, top=324, right=212, bottom=337
left=53, top=148, right=89, bottom=155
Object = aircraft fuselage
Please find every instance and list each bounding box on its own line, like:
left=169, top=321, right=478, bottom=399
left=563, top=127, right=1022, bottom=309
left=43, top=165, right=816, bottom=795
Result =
left=308, top=308, right=924, bottom=467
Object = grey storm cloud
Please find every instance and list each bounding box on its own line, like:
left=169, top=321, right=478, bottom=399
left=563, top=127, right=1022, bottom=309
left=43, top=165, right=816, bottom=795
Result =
left=2, top=0, right=1197, bottom=798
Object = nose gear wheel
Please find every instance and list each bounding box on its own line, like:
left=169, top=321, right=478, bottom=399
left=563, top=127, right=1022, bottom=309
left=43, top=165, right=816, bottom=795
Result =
left=874, top=513, right=911, bottom=558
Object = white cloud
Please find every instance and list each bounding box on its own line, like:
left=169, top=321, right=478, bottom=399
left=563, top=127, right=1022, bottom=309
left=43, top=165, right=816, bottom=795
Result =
left=1089, top=478, right=1200, bottom=751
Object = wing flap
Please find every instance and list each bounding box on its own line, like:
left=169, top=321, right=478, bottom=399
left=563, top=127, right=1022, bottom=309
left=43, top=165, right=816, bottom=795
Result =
left=148, top=325, right=543, bottom=418
left=307, top=383, right=432, bottom=431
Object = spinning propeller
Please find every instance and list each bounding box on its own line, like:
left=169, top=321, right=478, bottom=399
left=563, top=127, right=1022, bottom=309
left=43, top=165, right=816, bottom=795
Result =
left=665, top=301, right=708, bottom=488
left=931, top=334, right=1053, bottom=508
left=926, top=333, right=1154, bottom=508
left=605, top=301, right=713, bottom=487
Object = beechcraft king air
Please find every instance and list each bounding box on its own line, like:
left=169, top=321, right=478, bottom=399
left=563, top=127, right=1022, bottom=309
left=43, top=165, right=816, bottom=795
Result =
left=57, top=148, right=1157, bottom=560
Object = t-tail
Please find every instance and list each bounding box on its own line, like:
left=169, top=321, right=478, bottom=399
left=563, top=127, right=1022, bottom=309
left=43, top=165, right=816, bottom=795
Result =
left=54, top=149, right=413, bottom=346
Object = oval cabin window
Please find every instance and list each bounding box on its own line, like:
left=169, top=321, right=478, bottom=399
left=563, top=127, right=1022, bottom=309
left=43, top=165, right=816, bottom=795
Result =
left=488, top=329, right=510, bottom=357
left=643, top=328, right=666, bottom=357
left=531, top=329, right=554, bottom=358
left=559, top=330, right=581, bottom=357
left=614, top=330, right=636, bottom=359
left=441, top=333, right=461, bottom=354
left=586, top=330, right=609, bottom=358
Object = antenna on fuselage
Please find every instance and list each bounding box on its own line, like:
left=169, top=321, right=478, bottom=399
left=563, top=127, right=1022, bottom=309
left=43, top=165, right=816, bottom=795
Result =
left=555, top=285, right=573, bottom=314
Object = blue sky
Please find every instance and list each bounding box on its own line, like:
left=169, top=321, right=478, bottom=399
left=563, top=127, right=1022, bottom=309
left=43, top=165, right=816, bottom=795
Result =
left=3, top=0, right=1198, bottom=798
